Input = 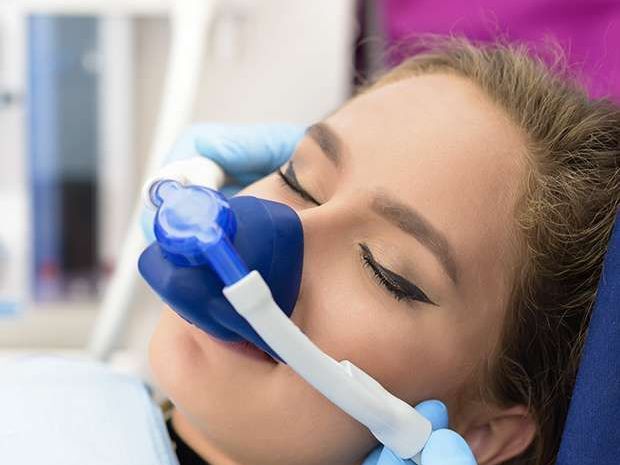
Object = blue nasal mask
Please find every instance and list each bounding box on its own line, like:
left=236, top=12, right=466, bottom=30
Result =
left=138, top=158, right=432, bottom=462
left=139, top=180, right=303, bottom=361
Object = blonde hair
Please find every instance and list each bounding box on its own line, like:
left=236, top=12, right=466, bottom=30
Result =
left=370, top=37, right=620, bottom=465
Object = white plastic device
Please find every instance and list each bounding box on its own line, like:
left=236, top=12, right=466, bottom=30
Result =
left=225, top=272, right=431, bottom=460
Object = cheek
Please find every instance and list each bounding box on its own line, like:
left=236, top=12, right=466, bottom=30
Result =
left=148, top=310, right=240, bottom=423
left=296, top=264, right=477, bottom=408
left=148, top=310, right=203, bottom=408
left=288, top=229, right=478, bottom=410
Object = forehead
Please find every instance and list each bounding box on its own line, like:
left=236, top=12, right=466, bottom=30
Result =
left=329, top=73, right=525, bottom=173
left=324, top=73, right=527, bottom=298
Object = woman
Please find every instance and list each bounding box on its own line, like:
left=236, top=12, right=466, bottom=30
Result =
left=148, top=38, right=620, bottom=465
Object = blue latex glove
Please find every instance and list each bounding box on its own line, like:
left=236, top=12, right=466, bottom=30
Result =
left=363, top=400, right=477, bottom=465
left=189, top=123, right=305, bottom=188
left=142, top=123, right=305, bottom=241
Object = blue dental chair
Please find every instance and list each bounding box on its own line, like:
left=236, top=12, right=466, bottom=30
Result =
left=556, top=215, right=620, bottom=465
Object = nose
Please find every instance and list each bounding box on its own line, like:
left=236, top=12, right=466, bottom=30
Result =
left=286, top=198, right=355, bottom=328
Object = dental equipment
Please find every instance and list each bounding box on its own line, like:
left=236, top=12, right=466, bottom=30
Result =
left=138, top=159, right=433, bottom=461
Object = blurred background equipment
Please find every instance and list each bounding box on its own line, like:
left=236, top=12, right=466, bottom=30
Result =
left=0, top=0, right=618, bottom=380
left=0, top=0, right=357, bottom=376
left=28, top=15, right=99, bottom=301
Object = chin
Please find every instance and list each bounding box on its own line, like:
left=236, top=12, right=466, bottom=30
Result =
left=148, top=308, right=269, bottom=425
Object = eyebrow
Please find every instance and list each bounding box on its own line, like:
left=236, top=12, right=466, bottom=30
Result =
left=306, top=123, right=341, bottom=166
left=308, top=121, right=459, bottom=286
left=372, top=193, right=460, bottom=286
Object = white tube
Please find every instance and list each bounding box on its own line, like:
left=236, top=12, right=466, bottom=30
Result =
left=224, top=271, right=432, bottom=460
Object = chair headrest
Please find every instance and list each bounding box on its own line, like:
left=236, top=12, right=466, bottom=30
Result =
left=557, top=215, right=620, bottom=465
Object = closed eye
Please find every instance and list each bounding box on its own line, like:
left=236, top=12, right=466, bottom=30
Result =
left=359, top=243, right=436, bottom=306
left=277, top=163, right=321, bottom=206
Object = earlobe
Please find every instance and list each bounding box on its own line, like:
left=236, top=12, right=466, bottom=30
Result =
left=461, top=405, right=536, bottom=465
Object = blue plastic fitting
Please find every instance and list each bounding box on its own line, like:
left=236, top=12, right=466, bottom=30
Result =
left=139, top=182, right=304, bottom=361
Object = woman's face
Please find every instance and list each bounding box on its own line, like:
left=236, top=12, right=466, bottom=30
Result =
left=149, top=73, right=527, bottom=465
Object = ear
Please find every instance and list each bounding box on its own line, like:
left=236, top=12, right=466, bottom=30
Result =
left=459, top=404, right=536, bottom=465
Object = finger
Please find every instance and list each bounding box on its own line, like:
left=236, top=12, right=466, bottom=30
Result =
left=414, top=400, right=449, bottom=431
left=196, top=134, right=254, bottom=175
left=377, top=447, right=408, bottom=464
left=254, top=123, right=306, bottom=171
left=196, top=123, right=305, bottom=176
left=421, top=430, right=477, bottom=465
left=361, top=446, right=383, bottom=465
left=140, top=209, right=156, bottom=243
left=165, top=125, right=209, bottom=162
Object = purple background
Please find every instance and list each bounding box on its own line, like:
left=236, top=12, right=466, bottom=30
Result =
left=381, top=0, right=620, bottom=101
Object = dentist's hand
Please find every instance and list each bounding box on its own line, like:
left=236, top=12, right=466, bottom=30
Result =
left=364, top=401, right=477, bottom=465
left=167, top=122, right=305, bottom=189
left=142, top=123, right=305, bottom=241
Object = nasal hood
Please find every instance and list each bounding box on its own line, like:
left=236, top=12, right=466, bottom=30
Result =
left=139, top=189, right=304, bottom=361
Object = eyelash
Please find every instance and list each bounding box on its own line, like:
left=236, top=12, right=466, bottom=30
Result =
left=277, top=166, right=434, bottom=306
left=277, top=166, right=321, bottom=206
left=359, top=244, right=433, bottom=305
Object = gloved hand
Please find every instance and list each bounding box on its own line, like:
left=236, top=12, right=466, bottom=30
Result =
left=363, top=400, right=477, bottom=465
left=188, top=123, right=306, bottom=188
left=142, top=123, right=305, bottom=241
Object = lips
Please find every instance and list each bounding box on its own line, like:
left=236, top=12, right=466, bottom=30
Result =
left=201, top=328, right=278, bottom=364
left=222, top=339, right=279, bottom=363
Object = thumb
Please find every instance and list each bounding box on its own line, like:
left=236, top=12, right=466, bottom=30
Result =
left=415, top=400, right=449, bottom=431
left=196, top=123, right=305, bottom=178
left=377, top=447, right=408, bottom=465
left=421, top=430, right=477, bottom=465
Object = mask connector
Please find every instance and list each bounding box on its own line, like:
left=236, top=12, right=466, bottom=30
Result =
left=149, top=179, right=249, bottom=285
